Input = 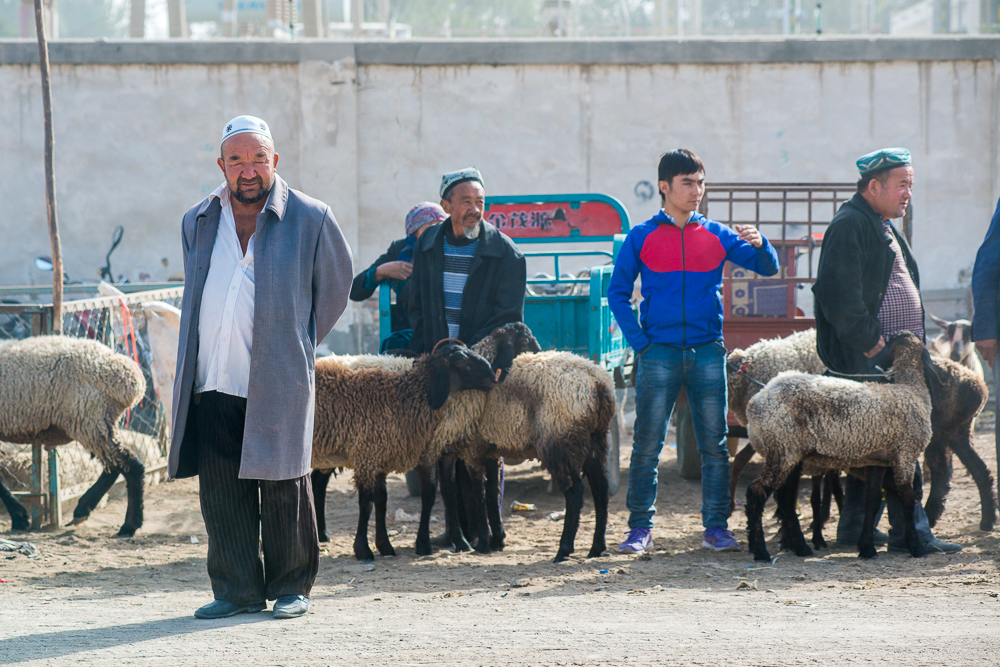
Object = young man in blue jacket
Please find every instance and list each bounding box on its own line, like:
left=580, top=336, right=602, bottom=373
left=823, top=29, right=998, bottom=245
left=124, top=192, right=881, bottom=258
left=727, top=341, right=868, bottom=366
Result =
left=608, top=149, right=779, bottom=553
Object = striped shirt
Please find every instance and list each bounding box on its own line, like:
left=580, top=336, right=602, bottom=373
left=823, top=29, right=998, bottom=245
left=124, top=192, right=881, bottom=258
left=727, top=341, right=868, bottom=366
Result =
left=877, top=220, right=925, bottom=340
left=443, top=235, right=479, bottom=339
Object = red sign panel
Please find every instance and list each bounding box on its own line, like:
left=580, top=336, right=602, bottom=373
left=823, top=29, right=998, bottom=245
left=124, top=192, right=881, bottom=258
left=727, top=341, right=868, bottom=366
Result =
left=485, top=201, right=624, bottom=238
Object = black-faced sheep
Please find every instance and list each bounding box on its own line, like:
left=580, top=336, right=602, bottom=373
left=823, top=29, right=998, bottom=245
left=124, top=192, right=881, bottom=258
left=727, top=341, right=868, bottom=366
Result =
left=727, top=328, right=995, bottom=538
left=311, top=342, right=499, bottom=561
left=0, top=336, right=146, bottom=537
left=745, top=333, right=933, bottom=561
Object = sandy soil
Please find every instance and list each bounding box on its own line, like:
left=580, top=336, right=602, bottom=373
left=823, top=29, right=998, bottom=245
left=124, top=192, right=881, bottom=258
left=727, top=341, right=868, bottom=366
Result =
left=2, top=415, right=1000, bottom=666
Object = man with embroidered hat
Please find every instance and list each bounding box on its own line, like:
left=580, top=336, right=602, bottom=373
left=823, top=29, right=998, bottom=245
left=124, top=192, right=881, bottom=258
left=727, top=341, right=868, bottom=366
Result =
left=407, top=167, right=526, bottom=354
left=813, top=147, right=961, bottom=555
left=169, top=114, right=354, bottom=619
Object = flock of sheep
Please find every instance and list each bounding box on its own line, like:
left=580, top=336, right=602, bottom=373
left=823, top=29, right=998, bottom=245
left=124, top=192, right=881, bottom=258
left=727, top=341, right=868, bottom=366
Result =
left=0, top=314, right=992, bottom=564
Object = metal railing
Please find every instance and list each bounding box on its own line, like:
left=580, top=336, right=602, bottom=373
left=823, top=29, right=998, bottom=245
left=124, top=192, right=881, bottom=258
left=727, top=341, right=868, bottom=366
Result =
left=0, top=284, right=182, bottom=529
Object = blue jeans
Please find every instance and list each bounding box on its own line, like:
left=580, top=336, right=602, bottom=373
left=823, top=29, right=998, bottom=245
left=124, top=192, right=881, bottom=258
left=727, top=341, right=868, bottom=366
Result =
left=627, top=341, right=731, bottom=530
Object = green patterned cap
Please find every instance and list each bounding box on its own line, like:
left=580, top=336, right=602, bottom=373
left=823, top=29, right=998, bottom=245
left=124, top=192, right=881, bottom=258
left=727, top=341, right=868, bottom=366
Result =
left=856, top=148, right=911, bottom=176
left=440, top=167, right=484, bottom=198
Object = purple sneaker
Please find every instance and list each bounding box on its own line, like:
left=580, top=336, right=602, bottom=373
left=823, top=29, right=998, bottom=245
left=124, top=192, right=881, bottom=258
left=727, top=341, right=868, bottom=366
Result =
left=618, top=528, right=652, bottom=554
left=702, top=527, right=740, bottom=552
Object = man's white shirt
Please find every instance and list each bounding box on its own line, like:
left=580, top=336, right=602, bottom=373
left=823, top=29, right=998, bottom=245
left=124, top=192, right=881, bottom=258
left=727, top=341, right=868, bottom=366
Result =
left=195, top=183, right=255, bottom=398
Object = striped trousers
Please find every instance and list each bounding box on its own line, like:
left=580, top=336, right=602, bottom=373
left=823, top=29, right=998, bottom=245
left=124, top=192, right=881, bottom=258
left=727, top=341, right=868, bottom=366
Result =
left=193, top=391, right=319, bottom=606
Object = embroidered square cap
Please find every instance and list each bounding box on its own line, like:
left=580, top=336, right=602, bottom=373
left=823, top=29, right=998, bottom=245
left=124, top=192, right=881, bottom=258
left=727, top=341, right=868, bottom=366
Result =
left=221, top=115, right=272, bottom=145
left=405, top=202, right=447, bottom=236
left=856, top=147, right=911, bottom=176
left=440, top=167, right=484, bottom=198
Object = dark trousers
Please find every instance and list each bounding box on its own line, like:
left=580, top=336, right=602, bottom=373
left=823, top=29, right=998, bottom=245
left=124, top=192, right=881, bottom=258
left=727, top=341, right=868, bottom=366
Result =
left=193, top=391, right=319, bottom=605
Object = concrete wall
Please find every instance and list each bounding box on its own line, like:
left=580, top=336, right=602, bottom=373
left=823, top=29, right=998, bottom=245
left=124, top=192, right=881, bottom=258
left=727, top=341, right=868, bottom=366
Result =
left=2, top=37, right=998, bottom=351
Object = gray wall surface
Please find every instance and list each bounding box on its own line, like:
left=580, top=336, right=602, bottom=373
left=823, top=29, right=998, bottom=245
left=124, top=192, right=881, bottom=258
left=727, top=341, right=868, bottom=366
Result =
left=2, top=38, right=998, bottom=351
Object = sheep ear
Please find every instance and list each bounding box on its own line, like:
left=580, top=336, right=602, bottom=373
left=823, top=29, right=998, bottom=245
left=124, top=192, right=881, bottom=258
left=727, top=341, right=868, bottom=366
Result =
left=492, top=340, right=517, bottom=383
left=428, top=361, right=451, bottom=410
left=929, top=313, right=949, bottom=329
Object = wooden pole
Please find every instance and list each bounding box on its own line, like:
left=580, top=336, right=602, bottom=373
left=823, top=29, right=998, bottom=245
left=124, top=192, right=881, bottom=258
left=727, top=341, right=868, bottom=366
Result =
left=34, top=0, right=63, bottom=335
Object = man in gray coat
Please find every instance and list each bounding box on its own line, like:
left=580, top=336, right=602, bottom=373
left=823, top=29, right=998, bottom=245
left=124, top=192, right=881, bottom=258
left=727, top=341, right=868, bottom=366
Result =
left=169, top=115, right=353, bottom=620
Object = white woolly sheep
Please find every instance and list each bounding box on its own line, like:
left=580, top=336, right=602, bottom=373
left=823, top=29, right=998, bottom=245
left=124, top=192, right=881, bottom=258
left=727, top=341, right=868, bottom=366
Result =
left=728, top=328, right=995, bottom=539
left=453, top=349, right=616, bottom=563
left=0, top=335, right=146, bottom=537
left=745, top=332, right=933, bottom=561
left=310, top=342, right=499, bottom=561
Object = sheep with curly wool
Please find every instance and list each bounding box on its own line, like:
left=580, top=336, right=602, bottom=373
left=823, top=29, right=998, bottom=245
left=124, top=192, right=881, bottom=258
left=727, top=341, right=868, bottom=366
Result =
left=745, top=332, right=933, bottom=561
left=0, top=335, right=146, bottom=536
left=310, top=342, right=500, bottom=561
left=728, top=328, right=995, bottom=540
left=448, top=344, right=616, bottom=563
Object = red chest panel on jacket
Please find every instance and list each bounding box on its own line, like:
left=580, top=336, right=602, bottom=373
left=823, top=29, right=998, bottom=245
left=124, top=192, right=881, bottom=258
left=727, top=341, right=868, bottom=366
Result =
left=639, top=223, right=727, bottom=273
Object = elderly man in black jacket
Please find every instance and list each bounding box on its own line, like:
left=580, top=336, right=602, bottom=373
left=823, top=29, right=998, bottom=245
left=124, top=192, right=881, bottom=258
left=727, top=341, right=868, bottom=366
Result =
left=408, top=167, right=526, bottom=353
left=813, top=147, right=960, bottom=555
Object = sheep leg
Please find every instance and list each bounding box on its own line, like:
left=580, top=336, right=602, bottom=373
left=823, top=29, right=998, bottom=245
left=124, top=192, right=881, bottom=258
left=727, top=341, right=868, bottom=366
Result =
left=0, top=475, right=29, bottom=532
left=884, top=468, right=924, bottom=557
left=922, top=437, right=952, bottom=529
left=484, top=458, right=506, bottom=552
left=858, top=466, right=886, bottom=559
left=746, top=478, right=774, bottom=562
left=583, top=456, right=609, bottom=558
left=728, top=443, right=756, bottom=514
left=373, top=475, right=396, bottom=557
left=437, top=456, right=472, bottom=553
left=117, top=454, right=145, bottom=538
left=310, top=469, right=334, bottom=543
left=809, top=475, right=827, bottom=550
left=775, top=464, right=812, bottom=558
left=415, top=464, right=436, bottom=557
left=554, top=471, right=585, bottom=563
left=459, top=464, right=491, bottom=554
left=353, top=484, right=376, bottom=562
left=948, top=430, right=997, bottom=531
left=829, top=471, right=845, bottom=513
left=68, top=469, right=120, bottom=527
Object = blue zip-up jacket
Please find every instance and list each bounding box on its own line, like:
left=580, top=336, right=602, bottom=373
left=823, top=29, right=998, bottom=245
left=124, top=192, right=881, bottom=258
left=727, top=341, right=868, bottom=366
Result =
left=972, top=197, right=1000, bottom=342
left=608, top=210, right=780, bottom=352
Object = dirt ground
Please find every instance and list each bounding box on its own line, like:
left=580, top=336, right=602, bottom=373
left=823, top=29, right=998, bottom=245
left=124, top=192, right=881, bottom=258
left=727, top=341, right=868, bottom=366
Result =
left=3, top=412, right=1000, bottom=666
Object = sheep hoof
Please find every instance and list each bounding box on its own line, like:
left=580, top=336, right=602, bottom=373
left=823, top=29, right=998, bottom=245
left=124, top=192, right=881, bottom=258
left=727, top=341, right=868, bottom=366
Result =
left=449, top=535, right=472, bottom=553
left=354, top=547, right=375, bottom=562
left=812, top=537, right=827, bottom=550
left=473, top=540, right=492, bottom=555
left=318, top=530, right=331, bottom=543
left=414, top=541, right=432, bottom=557
left=858, top=547, right=878, bottom=560
left=752, top=550, right=772, bottom=562
left=115, top=526, right=137, bottom=538
left=586, top=545, right=606, bottom=558
left=377, top=543, right=396, bottom=557
left=66, top=516, right=88, bottom=527
left=979, top=517, right=995, bottom=532
left=490, top=535, right=506, bottom=552
left=794, top=544, right=813, bottom=558
left=10, top=517, right=30, bottom=532
left=553, top=553, right=569, bottom=563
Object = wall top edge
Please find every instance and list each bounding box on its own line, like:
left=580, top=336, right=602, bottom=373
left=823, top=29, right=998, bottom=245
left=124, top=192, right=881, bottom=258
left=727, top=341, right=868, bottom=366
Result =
left=0, top=36, right=998, bottom=66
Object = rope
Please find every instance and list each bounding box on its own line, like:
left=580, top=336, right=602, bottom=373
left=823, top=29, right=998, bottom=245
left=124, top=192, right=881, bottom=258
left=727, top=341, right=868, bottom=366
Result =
left=431, top=337, right=464, bottom=354
left=725, top=360, right=767, bottom=387
left=118, top=298, right=139, bottom=427
left=726, top=359, right=893, bottom=386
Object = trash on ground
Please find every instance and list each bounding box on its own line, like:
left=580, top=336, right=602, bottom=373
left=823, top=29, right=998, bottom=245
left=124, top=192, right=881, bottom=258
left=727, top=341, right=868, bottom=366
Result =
left=736, top=580, right=758, bottom=591
left=395, top=508, right=420, bottom=522
left=545, top=510, right=566, bottom=521
left=0, top=538, right=38, bottom=557
left=189, top=536, right=199, bottom=544
left=343, top=563, right=376, bottom=573
left=510, top=578, right=531, bottom=588
left=510, top=502, right=536, bottom=511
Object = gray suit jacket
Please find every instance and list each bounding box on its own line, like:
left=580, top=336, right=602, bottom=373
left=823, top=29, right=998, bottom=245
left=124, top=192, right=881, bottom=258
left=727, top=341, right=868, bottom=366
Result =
left=168, top=175, right=353, bottom=480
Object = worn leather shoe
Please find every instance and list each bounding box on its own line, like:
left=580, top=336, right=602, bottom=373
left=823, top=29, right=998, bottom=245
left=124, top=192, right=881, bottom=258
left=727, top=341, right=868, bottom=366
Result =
left=888, top=537, right=963, bottom=555
left=273, top=595, right=310, bottom=619
left=194, top=599, right=266, bottom=619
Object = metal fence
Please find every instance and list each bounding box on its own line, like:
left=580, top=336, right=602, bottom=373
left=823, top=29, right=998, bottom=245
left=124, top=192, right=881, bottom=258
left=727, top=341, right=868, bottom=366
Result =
left=0, top=284, right=182, bottom=529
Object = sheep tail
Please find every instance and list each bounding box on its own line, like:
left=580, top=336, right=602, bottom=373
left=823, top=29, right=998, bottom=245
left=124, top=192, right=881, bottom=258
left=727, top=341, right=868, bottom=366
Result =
left=93, top=354, right=146, bottom=410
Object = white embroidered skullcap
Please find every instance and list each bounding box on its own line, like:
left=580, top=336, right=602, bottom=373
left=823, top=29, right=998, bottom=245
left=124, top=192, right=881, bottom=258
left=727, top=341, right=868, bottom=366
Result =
left=220, top=115, right=272, bottom=145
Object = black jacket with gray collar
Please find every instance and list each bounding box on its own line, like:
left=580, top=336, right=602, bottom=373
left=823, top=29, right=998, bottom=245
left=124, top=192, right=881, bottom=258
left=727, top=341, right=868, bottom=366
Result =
left=408, top=219, right=526, bottom=353
left=812, top=192, right=922, bottom=376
